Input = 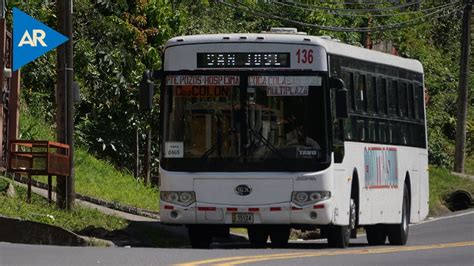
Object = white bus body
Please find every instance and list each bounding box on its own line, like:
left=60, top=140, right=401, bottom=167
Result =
left=153, top=31, right=428, bottom=248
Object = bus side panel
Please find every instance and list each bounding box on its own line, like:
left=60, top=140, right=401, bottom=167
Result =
left=332, top=164, right=351, bottom=226
left=333, top=144, right=365, bottom=226
left=409, top=167, right=420, bottom=223
left=418, top=151, right=429, bottom=221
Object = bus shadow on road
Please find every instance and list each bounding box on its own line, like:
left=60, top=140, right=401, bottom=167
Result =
left=212, top=241, right=371, bottom=250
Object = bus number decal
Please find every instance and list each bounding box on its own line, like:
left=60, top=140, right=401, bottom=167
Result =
left=164, top=142, right=184, bottom=158
left=296, top=49, right=313, bottom=64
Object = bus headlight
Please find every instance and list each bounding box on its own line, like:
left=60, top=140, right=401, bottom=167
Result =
left=292, top=191, right=331, bottom=206
left=161, top=191, right=196, bottom=207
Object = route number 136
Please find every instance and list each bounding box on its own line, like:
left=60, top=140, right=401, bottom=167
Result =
left=296, top=49, right=313, bottom=64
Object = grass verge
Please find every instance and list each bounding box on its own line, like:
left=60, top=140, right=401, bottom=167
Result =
left=0, top=177, right=127, bottom=232
left=20, top=106, right=159, bottom=211
left=465, top=156, right=474, bottom=176
left=429, top=166, right=474, bottom=216
left=0, top=177, right=187, bottom=247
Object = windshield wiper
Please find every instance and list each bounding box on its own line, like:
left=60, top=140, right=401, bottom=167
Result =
left=248, top=128, right=287, bottom=160
left=200, top=128, right=236, bottom=161
left=200, top=143, right=218, bottom=161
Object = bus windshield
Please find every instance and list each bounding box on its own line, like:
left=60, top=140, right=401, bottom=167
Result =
left=162, top=73, right=330, bottom=172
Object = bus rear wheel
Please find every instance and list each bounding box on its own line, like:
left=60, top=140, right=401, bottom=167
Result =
left=188, top=225, right=212, bottom=249
left=269, top=226, right=290, bottom=248
left=365, top=225, right=387, bottom=245
left=387, top=185, right=410, bottom=245
left=248, top=227, right=268, bottom=248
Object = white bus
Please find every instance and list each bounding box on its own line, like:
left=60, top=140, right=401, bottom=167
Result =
left=140, top=28, right=429, bottom=249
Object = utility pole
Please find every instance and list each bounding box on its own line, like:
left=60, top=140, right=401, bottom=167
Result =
left=56, top=0, right=75, bottom=209
left=454, top=0, right=472, bottom=173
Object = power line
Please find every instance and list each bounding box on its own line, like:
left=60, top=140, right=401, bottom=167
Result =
left=218, top=1, right=463, bottom=32
left=280, top=0, right=402, bottom=6
left=277, top=0, right=423, bottom=13
left=272, top=0, right=460, bottom=17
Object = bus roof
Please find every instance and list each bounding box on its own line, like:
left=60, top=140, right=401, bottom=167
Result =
left=165, top=33, right=424, bottom=74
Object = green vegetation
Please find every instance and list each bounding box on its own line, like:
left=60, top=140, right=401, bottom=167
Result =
left=8, top=0, right=471, bottom=175
left=0, top=177, right=127, bottom=232
left=7, top=1, right=473, bottom=217
left=20, top=107, right=159, bottom=211
left=465, top=157, right=474, bottom=176
left=429, top=166, right=474, bottom=216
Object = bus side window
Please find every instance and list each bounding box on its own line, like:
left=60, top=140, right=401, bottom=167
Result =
left=388, top=80, right=399, bottom=116
left=367, top=76, right=377, bottom=115
left=389, top=121, right=399, bottom=144
left=399, top=82, right=408, bottom=117
left=357, top=118, right=366, bottom=141
left=368, top=120, right=377, bottom=142
left=355, top=73, right=367, bottom=113
left=414, top=85, right=425, bottom=121
left=379, top=121, right=388, bottom=144
left=377, top=77, right=388, bottom=115
left=408, top=83, right=415, bottom=119
left=344, top=116, right=356, bottom=140
left=347, top=71, right=355, bottom=111
left=400, top=122, right=409, bottom=145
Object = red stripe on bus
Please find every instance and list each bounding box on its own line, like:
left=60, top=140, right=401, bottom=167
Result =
left=368, top=147, right=383, bottom=150
left=164, top=205, right=174, bottom=210
left=292, top=207, right=302, bottom=211
left=227, top=208, right=238, bottom=212
left=368, top=185, right=394, bottom=189
left=270, top=207, right=281, bottom=212
left=248, top=208, right=260, bottom=212
left=198, top=207, right=216, bottom=211
left=387, top=147, right=397, bottom=151
left=313, top=204, right=324, bottom=209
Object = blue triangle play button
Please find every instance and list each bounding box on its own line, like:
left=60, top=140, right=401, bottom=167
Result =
left=13, top=8, right=69, bottom=71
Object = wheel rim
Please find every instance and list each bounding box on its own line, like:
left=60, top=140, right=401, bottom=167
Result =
left=350, top=199, right=356, bottom=230
left=402, top=197, right=408, bottom=232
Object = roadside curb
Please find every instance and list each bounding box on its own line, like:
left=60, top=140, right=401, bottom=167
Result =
left=7, top=173, right=160, bottom=220
left=0, top=215, right=88, bottom=246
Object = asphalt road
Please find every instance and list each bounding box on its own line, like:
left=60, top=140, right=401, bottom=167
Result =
left=1, top=210, right=473, bottom=266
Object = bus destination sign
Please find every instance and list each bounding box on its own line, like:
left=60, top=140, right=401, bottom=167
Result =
left=197, top=53, right=290, bottom=68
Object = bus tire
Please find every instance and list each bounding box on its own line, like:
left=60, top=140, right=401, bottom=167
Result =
left=388, top=185, right=410, bottom=245
left=327, top=196, right=355, bottom=248
left=188, top=225, right=212, bottom=249
left=365, top=225, right=387, bottom=245
left=327, top=224, right=350, bottom=248
left=248, top=227, right=268, bottom=248
left=269, top=226, right=290, bottom=248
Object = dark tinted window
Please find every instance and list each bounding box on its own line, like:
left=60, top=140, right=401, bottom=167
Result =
left=379, top=122, right=389, bottom=143
left=355, top=74, right=367, bottom=113
left=377, top=78, right=388, bottom=115
left=388, top=80, right=398, bottom=116
left=367, top=76, right=377, bottom=114
left=344, top=71, right=355, bottom=111
left=414, top=85, right=425, bottom=121
left=399, top=82, right=408, bottom=117
left=408, top=83, right=415, bottom=119
left=357, top=119, right=366, bottom=141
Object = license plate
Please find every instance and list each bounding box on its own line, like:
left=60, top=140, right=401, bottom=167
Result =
left=232, top=213, right=254, bottom=224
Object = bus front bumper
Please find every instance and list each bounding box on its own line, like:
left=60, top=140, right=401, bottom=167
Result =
left=159, top=200, right=333, bottom=225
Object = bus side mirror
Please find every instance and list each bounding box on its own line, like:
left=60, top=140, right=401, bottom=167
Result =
left=139, top=70, right=154, bottom=112
left=330, top=77, right=349, bottom=119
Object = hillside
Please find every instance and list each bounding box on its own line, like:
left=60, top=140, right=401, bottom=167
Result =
left=7, top=1, right=472, bottom=185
